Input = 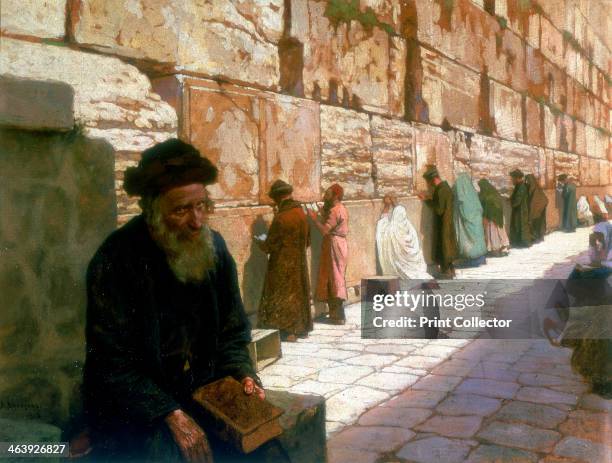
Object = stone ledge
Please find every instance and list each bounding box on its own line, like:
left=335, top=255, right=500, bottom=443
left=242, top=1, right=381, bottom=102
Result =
left=0, top=76, right=74, bottom=131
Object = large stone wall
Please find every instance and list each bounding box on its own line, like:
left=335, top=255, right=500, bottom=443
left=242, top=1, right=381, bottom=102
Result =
left=0, top=128, right=116, bottom=428
left=1, top=0, right=611, bottom=426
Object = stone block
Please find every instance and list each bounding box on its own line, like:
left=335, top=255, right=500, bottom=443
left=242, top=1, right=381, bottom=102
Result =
left=0, top=0, right=65, bottom=39
left=524, top=96, right=542, bottom=146
left=208, top=205, right=273, bottom=317
left=248, top=329, right=281, bottom=372
left=0, top=417, right=62, bottom=442
left=540, top=16, right=564, bottom=68
left=490, top=80, right=523, bottom=142
left=340, top=200, right=378, bottom=286
left=419, top=46, right=480, bottom=130
left=182, top=78, right=321, bottom=206
left=585, top=125, right=608, bottom=160
left=413, top=124, right=454, bottom=192
left=599, top=160, right=609, bottom=187
left=0, top=130, right=116, bottom=426
left=553, top=150, right=580, bottom=182
left=320, top=106, right=373, bottom=199
left=543, top=106, right=560, bottom=150
left=0, top=38, right=177, bottom=220
left=370, top=116, right=414, bottom=196
left=0, top=77, right=74, bottom=131
left=574, top=119, right=586, bottom=156
left=579, top=156, right=600, bottom=187
left=265, top=390, right=326, bottom=463
left=0, top=38, right=176, bottom=134
left=291, top=0, right=404, bottom=117
left=72, top=0, right=283, bottom=89
left=468, top=136, right=540, bottom=192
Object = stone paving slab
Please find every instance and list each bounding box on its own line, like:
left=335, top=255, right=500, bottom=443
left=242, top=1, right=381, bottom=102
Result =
left=257, top=227, right=612, bottom=462
left=476, top=421, right=561, bottom=453
left=495, top=401, right=568, bottom=429
left=396, top=436, right=473, bottom=463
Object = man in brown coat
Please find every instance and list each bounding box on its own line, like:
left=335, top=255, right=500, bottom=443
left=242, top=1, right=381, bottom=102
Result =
left=257, top=180, right=312, bottom=341
left=418, top=165, right=458, bottom=279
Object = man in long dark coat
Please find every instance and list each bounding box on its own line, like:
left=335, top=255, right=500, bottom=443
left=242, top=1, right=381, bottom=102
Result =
left=509, top=169, right=532, bottom=247
left=83, top=139, right=271, bottom=462
left=557, top=173, right=577, bottom=232
left=257, top=180, right=312, bottom=341
left=418, top=165, right=458, bottom=279
left=525, top=174, right=548, bottom=242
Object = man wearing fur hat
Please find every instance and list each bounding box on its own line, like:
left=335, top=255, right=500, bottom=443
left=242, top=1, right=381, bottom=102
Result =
left=257, top=180, right=312, bottom=341
left=83, top=139, right=266, bottom=462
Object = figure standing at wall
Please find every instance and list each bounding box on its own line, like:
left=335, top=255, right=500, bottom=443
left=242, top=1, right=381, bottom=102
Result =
left=509, top=169, right=532, bottom=248
left=577, top=195, right=594, bottom=227
left=257, top=180, right=312, bottom=341
left=477, top=178, right=510, bottom=256
left=591, top=195, right=608, bottom=223
left=308, top=184, right=349, bottom=324
left=452, top=173, right=487, bottom=267
left=418, top=165, right=458, bottom=279
left=83, top=139, right=271, bottom=462
left=525, top=174, right=548, bottom=243
left=376, top=193, right=431, bottom=279
left=557, top=174, right=577, bottom=232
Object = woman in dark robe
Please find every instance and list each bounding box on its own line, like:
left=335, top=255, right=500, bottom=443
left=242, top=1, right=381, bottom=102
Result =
left=525, top=174, right=548, bottom=243
left=478, top=178, right=510, bottom=256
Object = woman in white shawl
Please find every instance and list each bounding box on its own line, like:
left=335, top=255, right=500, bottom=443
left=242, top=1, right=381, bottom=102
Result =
left=577, top=195, right=594, bottom=226
left=376, top=194, right=431, bottom=279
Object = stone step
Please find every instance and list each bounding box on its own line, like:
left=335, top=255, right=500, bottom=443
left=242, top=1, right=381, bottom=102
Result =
left=249, top=329, right=282, bottom=372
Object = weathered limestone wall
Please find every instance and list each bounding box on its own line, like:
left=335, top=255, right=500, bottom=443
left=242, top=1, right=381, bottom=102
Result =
left=0, top=127, right=116, bottom=428
left=1, top=0, right=611, bottom=425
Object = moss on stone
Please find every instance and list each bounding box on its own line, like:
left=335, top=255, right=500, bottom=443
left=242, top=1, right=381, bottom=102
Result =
left=324, top=0, right=395, bottom=35
left=496, top=15, right=508, bottom=30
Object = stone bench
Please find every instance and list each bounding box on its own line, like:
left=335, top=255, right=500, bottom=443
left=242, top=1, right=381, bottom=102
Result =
left=265, top=390, right=326, bottom=463
left=248, top=328, right=282, bottom=371
left=0, top=417, right=63, bottom=463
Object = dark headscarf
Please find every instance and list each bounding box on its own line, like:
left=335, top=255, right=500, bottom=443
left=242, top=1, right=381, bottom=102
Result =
left=525, top=174, right=548, bottom=219
left=478, top=178, right=505, bottom=227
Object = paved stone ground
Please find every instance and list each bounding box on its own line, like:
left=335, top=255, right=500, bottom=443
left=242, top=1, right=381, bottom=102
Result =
left=259, top=226, right=612, bottom=462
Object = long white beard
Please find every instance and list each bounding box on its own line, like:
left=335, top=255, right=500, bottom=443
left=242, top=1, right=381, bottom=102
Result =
left=147, top=203, right=216, bottom=284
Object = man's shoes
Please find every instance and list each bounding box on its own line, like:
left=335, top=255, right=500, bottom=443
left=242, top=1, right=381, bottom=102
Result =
left=328, top=318, right=346, bottom=325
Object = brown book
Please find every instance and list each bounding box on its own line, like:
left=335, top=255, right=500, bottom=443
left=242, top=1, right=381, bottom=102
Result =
left=191, top=377, right=284, bottom=454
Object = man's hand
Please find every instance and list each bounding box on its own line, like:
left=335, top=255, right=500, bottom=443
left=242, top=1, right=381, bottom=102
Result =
left=242, top=377, right=265, bottom=400
left=165, top=409, right=213, bottom=463
left=417, top=192, right=429, bottom=200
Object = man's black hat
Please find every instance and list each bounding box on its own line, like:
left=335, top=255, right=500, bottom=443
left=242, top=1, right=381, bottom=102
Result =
left=422, top=164, right=440, bottom=181
left=557, top=173, right=568, bottom=181
left=509, top=169, right=524, bottom=178
left=268, top=179, right=293, bottom=199
left=123, top=138, right=218, bottom=197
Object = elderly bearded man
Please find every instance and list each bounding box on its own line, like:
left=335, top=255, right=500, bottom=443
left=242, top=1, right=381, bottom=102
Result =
left=82, top=139, right=282, bottom=463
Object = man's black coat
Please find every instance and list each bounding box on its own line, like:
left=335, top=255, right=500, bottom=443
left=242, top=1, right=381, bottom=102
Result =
left=83, top=215, right=257, bottom=436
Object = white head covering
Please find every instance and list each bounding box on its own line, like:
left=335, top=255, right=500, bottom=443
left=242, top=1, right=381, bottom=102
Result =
left=376, top=205, right=432, bottom=280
